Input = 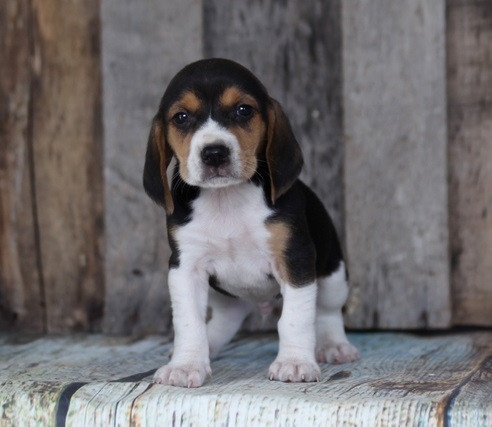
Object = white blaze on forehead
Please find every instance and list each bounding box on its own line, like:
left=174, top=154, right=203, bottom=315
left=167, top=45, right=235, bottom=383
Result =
left=186, top=118, right=242, bottom=185
left=191, top=119, right=236, bottom=146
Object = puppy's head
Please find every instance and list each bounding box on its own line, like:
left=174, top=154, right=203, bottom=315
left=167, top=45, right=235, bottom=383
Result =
left=143, top=58, right=303, bottom=214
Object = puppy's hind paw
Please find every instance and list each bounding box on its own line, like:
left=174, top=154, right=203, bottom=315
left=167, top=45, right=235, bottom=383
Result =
left=316, top=342, right=360, bottom=364
left=153, top=362, right=211, bottom=388
left=268, top=358, right=321, bottom=383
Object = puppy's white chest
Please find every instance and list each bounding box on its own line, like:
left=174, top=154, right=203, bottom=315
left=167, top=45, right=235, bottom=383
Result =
left=176, top=183, right=278, bottom=300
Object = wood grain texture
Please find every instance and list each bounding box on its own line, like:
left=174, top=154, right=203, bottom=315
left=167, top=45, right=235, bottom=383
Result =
left=0, top=0, right=44, bottom=331
left=0, top=335, right=163, bottom=425
left=447, top=0, right=492, bottom=326
left=445, top=333, right=492, bottom=427
left=0, top=333, right=490, bottom=426
left=30, top=0, right=105, bottom=332
left=343, top=1, right=451, bottom=328
left=101, top=0, right=203, bottom=334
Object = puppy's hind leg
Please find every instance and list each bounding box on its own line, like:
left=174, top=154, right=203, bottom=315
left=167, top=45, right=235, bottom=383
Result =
left=207, top=291, right=253, bottom=359
left=316, top=262, right=360, bottom=364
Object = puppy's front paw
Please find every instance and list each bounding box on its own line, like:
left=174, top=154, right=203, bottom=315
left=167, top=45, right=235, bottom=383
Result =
left=153, top=361, right=211, bottom=388
left=268, top=358, right=320, bottom=383
left=316, top=341, right=360, bottom=364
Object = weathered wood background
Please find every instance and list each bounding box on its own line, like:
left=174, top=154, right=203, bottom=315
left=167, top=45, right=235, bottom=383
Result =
left=343, top=0, right=450, bottom=329
left=447, top=0, right=492, bottom=326
left=1, top=0, right=491, bottom=334
left=101, top=0, right=202, bottom=335
left=1, top=0, right=104, bottom=333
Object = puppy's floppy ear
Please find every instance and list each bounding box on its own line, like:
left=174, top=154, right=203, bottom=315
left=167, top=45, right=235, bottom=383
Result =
left=266, top=98, right=304, bottom=203
left=143, top=117, right=174, bottom=214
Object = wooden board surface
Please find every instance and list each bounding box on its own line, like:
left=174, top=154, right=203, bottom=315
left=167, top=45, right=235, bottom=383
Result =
left=29, top=0, right=105, bottom=333
left=447, top=0, right=492, bottom=326
left=0, top=0, right=45, bottom=332
left=0, top=332, right=490, bottom=426
left=101, top=0, right=203, bottom=335
left=342, top=0, right=451, bottom=329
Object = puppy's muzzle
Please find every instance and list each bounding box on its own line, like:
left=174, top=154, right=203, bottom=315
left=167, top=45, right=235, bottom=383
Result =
left=200, top=143, right=233, bottom=180
left=201, top=143, right=230, bottom=167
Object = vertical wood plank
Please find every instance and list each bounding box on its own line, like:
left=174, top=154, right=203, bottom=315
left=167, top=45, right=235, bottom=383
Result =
left=101, top=0, right=203, bottom=334
left=0, top=0, right=44, bottom=332
left=343, top=1, right=451, bottom=328
left=447, top=1, right=492, bottom=326
left=204, top=0, right=344, bottom=236
left=30, top=0, right=105, bottom=332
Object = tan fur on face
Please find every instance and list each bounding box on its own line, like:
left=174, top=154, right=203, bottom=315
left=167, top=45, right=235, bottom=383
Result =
left=233, top=116, right=266, bottom=180
left=150, top=120, right=174, bottom=213
left=168, top=91, right=201, bottom=118
left=166, top=91, right=203, bottom=181
left=219, top=87, right=266, bottom=180
left=167, top=127, right=192, bottom=181
left=267, top=221, right=292, bottom=284
left=219, top=87, right=258, bottom=110
left=165, top=87, right=267, bottom=182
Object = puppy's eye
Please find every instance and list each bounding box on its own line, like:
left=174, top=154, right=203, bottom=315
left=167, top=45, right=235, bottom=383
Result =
left=236, top=104, right=254, bottom=118
left=172, top=112, right=189, bottom=125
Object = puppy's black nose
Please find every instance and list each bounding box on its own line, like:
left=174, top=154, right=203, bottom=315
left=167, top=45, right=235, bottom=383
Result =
left=201, top=144, right=230, bottom=167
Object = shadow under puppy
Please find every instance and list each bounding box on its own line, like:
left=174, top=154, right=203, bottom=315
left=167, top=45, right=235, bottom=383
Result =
left=143, top=58, right=359, bottom=388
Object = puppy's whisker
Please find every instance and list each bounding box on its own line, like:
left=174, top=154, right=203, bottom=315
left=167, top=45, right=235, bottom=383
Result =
left=243, top=159, right=265, bottom=183
left=244, top=161, right=263, bottom=185
left=173, top=176, right=187, bottom=195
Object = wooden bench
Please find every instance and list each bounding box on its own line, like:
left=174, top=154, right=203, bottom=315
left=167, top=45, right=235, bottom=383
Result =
left=1, top=332, right=490, bottom=426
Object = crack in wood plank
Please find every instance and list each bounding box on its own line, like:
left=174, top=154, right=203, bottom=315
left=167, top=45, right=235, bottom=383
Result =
left=26, top=3, right=47, bottom=332
left=441, top=353, right=492, bottom=427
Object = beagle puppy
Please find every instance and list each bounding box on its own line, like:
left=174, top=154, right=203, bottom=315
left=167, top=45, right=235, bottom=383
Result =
left=143, top=58, right=359, bottom=388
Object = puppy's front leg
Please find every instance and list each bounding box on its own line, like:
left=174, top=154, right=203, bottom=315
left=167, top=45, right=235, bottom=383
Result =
left=268, top=282, right=320, bottom=382
left=153, top=268, right=211, bottom=388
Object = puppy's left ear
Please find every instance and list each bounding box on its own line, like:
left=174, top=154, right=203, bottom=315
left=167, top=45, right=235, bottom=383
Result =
left=266, top=98, right=303, bottom=203
left=143, top=117, right=174, bottom=214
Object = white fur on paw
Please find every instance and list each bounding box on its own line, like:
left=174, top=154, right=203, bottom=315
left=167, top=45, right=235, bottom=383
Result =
left=268, top=358, right=321, bottom=383
left=316, top=342, right=360, bottom=364
left=153, top=362, right=211, bottom=388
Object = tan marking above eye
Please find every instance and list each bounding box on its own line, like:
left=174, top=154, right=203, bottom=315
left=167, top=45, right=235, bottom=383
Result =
left=167, top=91, right=202, bottom=121
left=219, top=87, right=259, bottom=111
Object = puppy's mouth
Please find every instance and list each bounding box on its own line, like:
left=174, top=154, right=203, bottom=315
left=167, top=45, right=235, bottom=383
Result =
left=196, top=143, right=243, bottom=187
left=200, top=164, right=242, bottom=187
left=203, top=164, right=232, bottom=178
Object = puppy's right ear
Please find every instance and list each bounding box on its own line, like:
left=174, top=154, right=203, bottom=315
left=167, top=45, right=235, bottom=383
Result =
left=143, top=118, right=174, bottom=214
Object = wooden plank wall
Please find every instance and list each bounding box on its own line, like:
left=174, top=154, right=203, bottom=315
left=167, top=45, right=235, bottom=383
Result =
left=0, top=0, right=104, bottom=332
left=32, top=0, right=105, bottom=333
left=1, top=0, right=491, bottom=334
left=101, top=0, right=202, bottom=334
left=0, top=0, right=44, bottom=332
left=342, top=1, right=451, bottom=328
left=447, top=0, right=492, bottom=326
